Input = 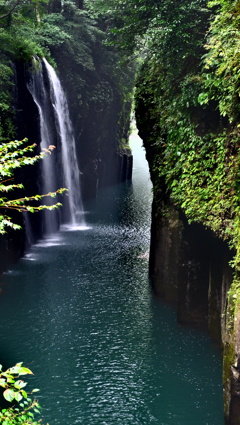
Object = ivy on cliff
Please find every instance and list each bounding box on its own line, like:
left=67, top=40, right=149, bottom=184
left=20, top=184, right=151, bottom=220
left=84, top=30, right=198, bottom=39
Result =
left=96, top=0, right=240, bottom=250
left=131, top=5, right=240, bottom=417
left=132, top=0, right=240, bottom=252
left=201, top=0, right=240, bottom=123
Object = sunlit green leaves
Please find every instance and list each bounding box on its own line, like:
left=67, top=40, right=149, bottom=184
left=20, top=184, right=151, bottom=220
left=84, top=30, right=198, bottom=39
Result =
left=201, top=0, right=240, bottom=122
left=0, top=139, right=67, bottom=233
left=3, top=389, right=16, bottom=402
left=0, top=363, right=45, bottom=424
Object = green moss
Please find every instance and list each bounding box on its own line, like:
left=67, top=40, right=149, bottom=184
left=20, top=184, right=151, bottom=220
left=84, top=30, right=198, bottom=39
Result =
left=222, top=279, right=240, bottom=419
left=223, top=338, right=235, bottom=415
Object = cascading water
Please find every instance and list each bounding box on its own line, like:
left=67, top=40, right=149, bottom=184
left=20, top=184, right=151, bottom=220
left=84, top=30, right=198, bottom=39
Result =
left=27, top=58, right=59, bottom=234
left=42, top=58, right=85, bottom=227
left=27, top=58, right=85, bottom=234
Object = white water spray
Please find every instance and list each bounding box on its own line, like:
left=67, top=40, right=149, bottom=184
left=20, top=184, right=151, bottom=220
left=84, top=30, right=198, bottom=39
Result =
left=28, top=58, right=85, bottom=233
left=43, top=58, right=85, bottom=226
left=27, top=58, right=59, bottom=233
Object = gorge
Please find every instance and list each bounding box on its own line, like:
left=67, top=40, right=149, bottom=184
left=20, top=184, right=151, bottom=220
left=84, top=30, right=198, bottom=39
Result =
left=0, top=133, right=224, bottom=425
left=0, top=1, right=240, bottom=424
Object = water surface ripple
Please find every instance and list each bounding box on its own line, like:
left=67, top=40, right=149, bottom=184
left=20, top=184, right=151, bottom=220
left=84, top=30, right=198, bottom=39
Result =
left=0, top=134, right=223, bottom=424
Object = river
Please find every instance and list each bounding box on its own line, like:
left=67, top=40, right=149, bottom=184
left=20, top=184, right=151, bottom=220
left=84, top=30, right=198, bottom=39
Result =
left=0, top=132, right=224, bottom=425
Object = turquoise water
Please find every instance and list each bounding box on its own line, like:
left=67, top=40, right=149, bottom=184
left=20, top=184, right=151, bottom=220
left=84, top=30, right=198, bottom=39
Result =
left=0, top=134, right=224, bottom=424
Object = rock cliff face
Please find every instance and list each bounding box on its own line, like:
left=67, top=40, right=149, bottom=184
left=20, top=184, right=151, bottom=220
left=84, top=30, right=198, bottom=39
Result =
left=139, top=129, right=235, bottom=423
left=151, top=199, right=240, bottom=425
left=149, top=199, right=233, bottom=337
left=49, top=35, right=135, bottom=200
left=148, top=195, right=240, bottom=425
left=136, top=51, right=240, bottom=425
left=135, top=68, right=239, bottom=424
left=0, top=53, right=134, bottom=273
left=54, top=68, right=133, bottom=201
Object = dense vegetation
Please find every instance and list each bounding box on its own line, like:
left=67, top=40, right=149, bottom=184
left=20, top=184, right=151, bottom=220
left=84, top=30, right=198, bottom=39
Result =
left=132, top=0, right=240, bottom=335
left=92, top=1, right=240, bottom=420
left=0, top=0, right=134, bottom=142
left=0, top=363, right=43, bottom=425
left=95, top=0, right=240, bottom=298
left=1, top=0, right=240, bottom=422
left=91, top=0, right=240, bottom=256
left=99, top=0, right=240, bottom=252
left=103, top=0, right=240, bottom=303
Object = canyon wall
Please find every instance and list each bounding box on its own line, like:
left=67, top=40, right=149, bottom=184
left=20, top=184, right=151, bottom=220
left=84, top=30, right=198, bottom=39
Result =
left=135, top=58, right=240, bottom=424
left=0, top=50, right=134, bottom=272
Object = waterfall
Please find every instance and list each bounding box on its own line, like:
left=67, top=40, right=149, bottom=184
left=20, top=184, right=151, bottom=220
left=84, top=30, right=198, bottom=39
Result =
left=42, top=58, right=85, bottom=227
left=23, top=212, right=34, bottom=249
left=27, top=58, right=59, bottom=234
left=27, top=57, right=85, bottom=234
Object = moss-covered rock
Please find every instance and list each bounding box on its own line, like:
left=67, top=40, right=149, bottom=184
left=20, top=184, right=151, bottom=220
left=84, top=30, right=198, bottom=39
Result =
left=135, top=50, right=240, bottom=422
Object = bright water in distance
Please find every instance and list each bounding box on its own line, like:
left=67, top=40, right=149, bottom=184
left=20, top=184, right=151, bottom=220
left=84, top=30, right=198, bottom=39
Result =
left=0, top=133, right=224, bottom=425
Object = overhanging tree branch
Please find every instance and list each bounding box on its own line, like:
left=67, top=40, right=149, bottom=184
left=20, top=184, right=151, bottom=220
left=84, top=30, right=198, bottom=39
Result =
left=0, top=0, right=20, bottom=19
left=0, top=138, right=67, bottom=234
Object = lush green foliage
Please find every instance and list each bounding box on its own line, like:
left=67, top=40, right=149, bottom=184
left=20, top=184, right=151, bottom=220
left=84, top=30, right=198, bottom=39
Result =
left=0, top=138, right=66, bottom=233
left=132, top=1, right=240, bottom=251
left=0, top=59, right=15, bottom=140
left=0, top=0, right=135, bottom=145
left=93, top=0, right=240, bottom=262
left=130, top=7, right=240, bottom=414
left=201, top=0, right=240, bottom=123
left=0, top=363, right=45, bottom=425
left=131, top=3, right=240, bottom=377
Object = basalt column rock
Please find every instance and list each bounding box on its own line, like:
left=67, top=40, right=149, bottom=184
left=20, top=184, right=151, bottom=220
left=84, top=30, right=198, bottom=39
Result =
left=149, top=200, right=181, bottom=303
left=149, top=197, right=233, bottom=340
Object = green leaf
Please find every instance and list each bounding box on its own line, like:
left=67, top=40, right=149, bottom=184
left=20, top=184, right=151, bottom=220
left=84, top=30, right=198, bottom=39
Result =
left=198, top=92, right=209, bottom=105
left=14, top=392, right=23, bottom=402
left=14, top=380, right=27, bottom=389
left=0, top=378, right=6, bottom=387
left=21, top=389, right=28, bottom=399
left=3, top=389, right=16, bottom=402
left=12, top=366, right=33, bottom=375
